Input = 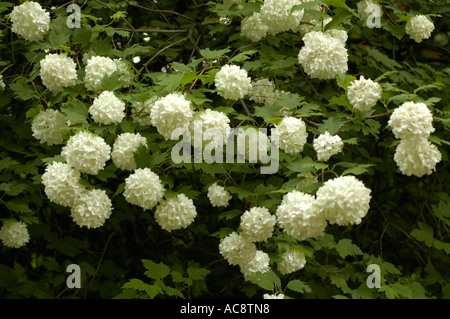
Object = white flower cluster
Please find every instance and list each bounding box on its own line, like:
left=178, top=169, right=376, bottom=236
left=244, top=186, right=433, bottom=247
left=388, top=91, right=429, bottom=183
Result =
left=357, top=0, right=381, bottom=20
left=31, top=109, right=67, bottom=146
left=298, top=30, right=348, bottom=80
left=61, top=131, right=111, bottom=175
left=89, top=91, right=125, bottom=125
left=40, top=54, right=77, bottom=92
left=71, top=189, right=113, bottom=229
left=406, top=15, right=435, bottom=43
left=0, top=220, right=30, bottom=248
left=388, top=102, right=435, bottom=140
left=263, top=293, right=285, bottom=299
left=240, top=250, right=270, bottom=283
left=276, top=190, right=326, bottom=241
left=219, top=231, right=257, bottom=266
left=274, top=117, right=308, bottom=155
left=191, top=109, right=231, bottom=148
left=347, top=76, right=382, bottom=111
left=277, top=249, right=306, bottom=275
left=207, top=183, right=232, bottom=207
left=0, top=75, right=5, bottom=90
left=249, top=78, right=280, bottom=106
left=214, top=64, right=252, bottom=101
left=113, top=58, right=133, bottom=87
left=150, top=92, right=194, bottom=140
left=111, top=132, right=148, bottom=171
left=10, top=1, right=50, bottom=42
left=260, top=0, right=305, bottom=36
left=154, top=194, right=197, bottom=232
left=316, top=175, right=372, bottom=226
left=240, top=207, right=276, bottom=242
left=240, top=13, right=269, bottom=42
left=41, top=162, right=85, bottom=207
left=313, top=131, right=343, bottom=162
left=84, top=56, right=133, bottom=92
left=123, top=168, right=165, bottom=210
left=132, top=96, right=158, bottom=126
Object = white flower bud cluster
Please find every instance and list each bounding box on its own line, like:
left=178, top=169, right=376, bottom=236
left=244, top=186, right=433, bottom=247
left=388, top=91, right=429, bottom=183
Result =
left=274, top=117, right=308, bottom=155
left=0, top=220, right=30, bottom=248
left=154, top=194, right=197, bottom=232
left=240, top=250, right=271, bottom=283
left=150, top=92, right=194, bottom=140
left=31, top=109, right=67, bottom=146
left=277, top=248, right=306, bottom=275
left=123, top=168, right=165, bottom=210
left=10, top=1, right=50, bottom=42
left=0, top=75, right=5, bottom=90
left=214, top=64, right=252, bottom=100
left=240, top=207, right=276, bottom=242
left=40, top=54, right=77, bottom=92
left=263, top=293, right=285, bottom=299
left=190, top=109, right=231, bottom=148
left=388, top=102, right=435, bottom=140
left=347, top=76, right=382, bottom=111
left=89, top=91, right=125, bottom=125
left=84, top=56, right=133, bottom=92
left=219, top=231, right=257, bottom=266
left=405, top=15, right=435, bottom=43
left=313, top=131, right=344, bottom=162
left=357, top=0, right=381, bottom=21
left=207, top=183, right=232, bottom=208
left=249, top=78, right=280, bottom=106
left=111, top=132, right=148, bottom=171
left=70, top=189, right=113, bottom=229
left=240, top=13, right=269, bottom=43
left=298, top=30, right=348, bottom=80
left=260, top=0, right=305, bottom=36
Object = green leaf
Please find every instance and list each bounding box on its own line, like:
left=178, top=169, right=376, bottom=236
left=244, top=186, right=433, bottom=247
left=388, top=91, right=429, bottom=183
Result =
left=101, top=71, right=123, bottom=91
left=366, top=47, right=402, bottom=70
left=187, top=267, right=211, bottom=281
left=218, top=209, right=241, bottom=221
left=318, top=117, right=342, bottom=135
left=335, top=238, right=363, bottom=258
left=229, top=50, right=257, bottom=63
left=142, top=260, right=170, bottom=280
left=61, top=100, right=89, bottom=125
left=5, top=199, right=32, bottom=213
left=287, top=156, right=328, bottom=172
left=341, top=164, right=374, bottom=176
left=0, top=157, right=20, bottom=172
left=286, top=279, right=312, bottom=293
left=148, top=72, right=184, bottom=94
left=254, top=270, right=281, bottom=291
left=0, top=182, right=27, bottom=196
left=122, top=279, right=162, bottom=298
left=411, top=222, right=434, bottom=247
left=9, top=77, right=36, bottom=101
left=200, top=47, right=230, bottom=60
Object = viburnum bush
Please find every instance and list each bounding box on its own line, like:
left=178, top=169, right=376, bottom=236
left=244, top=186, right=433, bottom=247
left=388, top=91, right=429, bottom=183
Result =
left=0, top=0, right=449, bottom=299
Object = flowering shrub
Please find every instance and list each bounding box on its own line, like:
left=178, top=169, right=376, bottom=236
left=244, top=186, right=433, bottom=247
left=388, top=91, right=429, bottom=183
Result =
left=0, top=0, right=448, bottom=300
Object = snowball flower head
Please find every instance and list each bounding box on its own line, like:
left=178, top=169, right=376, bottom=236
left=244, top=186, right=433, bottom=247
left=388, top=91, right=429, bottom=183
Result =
left=207, top=183, right=232, bottom=207
left=123, top=168, right=165, bottom=210
left=277, top=249, right=306, bottom=275
left=240, top=207, right=276, bottom=242
left=154, top=194, right=197, bottom=232
left=61, top=131, right=111, bottom=175
left=0, top=75, right=5, bottom=90
left=388, top=102, right=435, bottom=139
left=150, top=92, right=194, bottom=140
left=219, top=231, right=257, bottom=266
left=190, top=109, right=231, bottom=148
left=313, top=131, right=343, bottom=162
left=276, top=190, right=326, bottom=241
left=347, top=76, right=382, bottom=111
left=132, top=96, right=158, bottom=126
left=89, top=91, right=125, bottom=125
left=394, top=137, right=442, bottom=178
left=111, top=132, right=148, bottom=171
left=316, top=176, right=371, bottom=226
left=0, top=220, right=30, bottom=248
left=240, top=250, right=270, bottom=283
left=41, top=162, right=85, bottom=207
left=31, top=109, right=67, bottom=146
left=71, top=189, right=112, bottom=229
left=40, top=54, right=77, bottom=92
left=249, top=78, right=280, bottom=106
left=241, top=12, right=269, bottom=42
left=298, top=30, right=348, bottom=80
left=357, top=0, right=382, bottom=21
left=264, top=293, right=285, bottom=299
left=274, top=117, right=308, bottom=155
left=406, top=15, right=435, bottom=43
left=214, top=65, right=252, bottom=100
left=260, top=0, right=305, bottom=35
left=10, top=1, right=50, bottom=42
left=84, top=56, right=117, bottom=92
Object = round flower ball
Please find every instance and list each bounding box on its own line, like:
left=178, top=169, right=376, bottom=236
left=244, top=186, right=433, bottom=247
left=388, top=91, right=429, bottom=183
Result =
left=111, top=132, right=148, bottom=171
left=240, top=250, right=270, bottom=283
left=264, top=293, right=285, bottom=299
left=277, top=249, right=306, bottom=275
left=394, top=137, right=442, bottom=178
left=260, top=0, right=305, bottom=36
left=274, top=117, right=308, bottom=155
left=40, top=53, right=77, bottom=92
left=154, top=194, right=197, bottom=232
left=150, top=92, right=194, bottom=140
left=347, top=76, right=382, bottom=111
left=10, top=1, right=50, bottom=42
left=41, top=161, right=85, bottom=207
left=406, top=15, right=435, bottom=43
left=276, top=190, right=326, bottom=241
left=89, top=91, right=125, bottom=125
left=214, top=64, right=252, bottom=100
left=249, top=78, right=280, bottom=106
left=0, top=220, right=30, bottom=248
left=357, top=0, right=382, bottom=21
left=123, top=168, right=165, bottom=210
left=84, top=56, right=117, bottom=92
left=388, top=102, right=435, bottom=139
left=190, top=109, right=231, bottom=149
left=31, top=109, right=67, bottom=146
left=0, top=75, right=5, bottom=90
left=316, top=175, right=372, bottom=226
left=298, top=30, right=348, bottom=80
left=240, top=12, right=269, bottom=42
left=71, top=189, right=113, bottom=229
left=219, top=231, right=257, bottom=266
left=61, top=131, right=111, bottom=175
left=207, top=183, right=232, bottom=208
left=313, top=131, right=343, bottom=162
left=240, top=207, right=276, bottom=242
